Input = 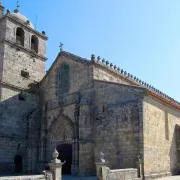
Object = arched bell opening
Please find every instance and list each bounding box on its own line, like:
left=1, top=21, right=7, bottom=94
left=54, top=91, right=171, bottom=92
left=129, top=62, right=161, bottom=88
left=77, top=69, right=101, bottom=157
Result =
left=16, top=27, right=24, bottom=47
left=31, top=35, right=38, bottom=53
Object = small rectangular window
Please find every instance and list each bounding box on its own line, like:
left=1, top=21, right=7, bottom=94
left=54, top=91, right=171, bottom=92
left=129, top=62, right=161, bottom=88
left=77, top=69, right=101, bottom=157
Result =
left=21, top=70, right=29, bottom=79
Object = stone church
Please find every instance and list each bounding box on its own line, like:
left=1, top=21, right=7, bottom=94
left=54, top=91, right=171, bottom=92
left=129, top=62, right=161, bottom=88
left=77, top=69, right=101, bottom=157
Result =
left=0, top=3, right=180, bottom=180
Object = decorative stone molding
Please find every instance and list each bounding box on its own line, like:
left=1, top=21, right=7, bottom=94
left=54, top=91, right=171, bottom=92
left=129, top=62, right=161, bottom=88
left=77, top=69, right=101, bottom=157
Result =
left=3, top=39, right=47, bottom=61
left=90, top=53, right=180, bottom=107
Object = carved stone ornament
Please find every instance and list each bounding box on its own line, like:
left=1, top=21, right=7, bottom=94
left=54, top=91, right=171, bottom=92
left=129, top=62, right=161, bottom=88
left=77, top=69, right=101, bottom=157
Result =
left=53, top=149, right=59, bottom=160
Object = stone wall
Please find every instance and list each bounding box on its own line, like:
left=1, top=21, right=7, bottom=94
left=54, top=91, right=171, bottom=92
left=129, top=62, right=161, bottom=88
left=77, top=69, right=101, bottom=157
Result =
left=0, top=44, right=4, bottom=82
left=2, top=43, right=45, bottom=89
left=143, top=95, right=180, bottom=178
left=0, top=19, right=6, bottom=41
left=77, top=89, right=94, bottom=174
left=93, top=63, right=133, bottom=85
left=39, top=53, right=95, bottom=175
left=40, top=53, right=93, bottom=102
left=0, top=85, right=40, bottom=173
left=101, top=167, right=139, bottom=180
left=4, top=17, right=47, bottom=57
left=41, top=90, right=95, bottom=175
left=93, top=80, right=144, bottom=169
left=0, top=15, right=47, bottom=174
left=0, top=137, right=28, bottom=174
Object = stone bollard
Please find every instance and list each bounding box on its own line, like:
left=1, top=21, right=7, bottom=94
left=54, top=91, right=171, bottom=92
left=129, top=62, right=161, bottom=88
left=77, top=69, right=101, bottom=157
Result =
left=48, top=149, right=64, bottom=180
left=95, top=162, right=108, bottom=180
left=95, top=152, right=108, bottom=180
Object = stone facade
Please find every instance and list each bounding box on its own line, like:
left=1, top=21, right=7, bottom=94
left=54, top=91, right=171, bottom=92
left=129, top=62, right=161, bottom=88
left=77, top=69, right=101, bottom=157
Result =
left=93, top=80, right=144, bottom=169
left=0, top=7, right=47, bottom=174
left=143, top=96, right=180, bottom=179
left=0, top=5, right=180, bottom=180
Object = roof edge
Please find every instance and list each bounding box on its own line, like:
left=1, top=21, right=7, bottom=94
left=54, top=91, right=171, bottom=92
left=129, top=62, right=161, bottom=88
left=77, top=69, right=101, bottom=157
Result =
left=40, top=51, right=91, bottom=85
left=93, top=79, right=146, bottom=90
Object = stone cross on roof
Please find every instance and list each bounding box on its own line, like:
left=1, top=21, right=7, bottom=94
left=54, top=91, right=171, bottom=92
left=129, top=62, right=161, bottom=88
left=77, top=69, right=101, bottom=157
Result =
left=59, top=42, right=64, bottom=52
left=0, top=0, right=4, bottom=6
left=13, top=0, right=20, bottom=13
left=16, top=0, right=20, bottom=10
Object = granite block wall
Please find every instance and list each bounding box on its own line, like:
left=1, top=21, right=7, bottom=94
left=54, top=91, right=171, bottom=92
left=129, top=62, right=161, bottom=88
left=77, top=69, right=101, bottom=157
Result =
left=93, top=63, right=133, bottom=86
left=0, top=137, right=28, bottom=174
left=0, top=14, right=47, bottom=174
left=0, top=19, right=6, bottom=42
left=2, top=44, right=45, bottom=89
left=4, top=17, right=47, bottom=57
left=0, top=44, right=4, bottom=82
left=0, top=85, right=40, bottom=173
left=103, top=167, right=138, bottom=180
left=39, top=53, right=95, bottom=175
left=143, top=96, right=180, bottom=178
left=93, top=80, right=144, bottom=169
left=40, top=53, right=93, bottom=102
left=41, top=89, right=95, bottom=175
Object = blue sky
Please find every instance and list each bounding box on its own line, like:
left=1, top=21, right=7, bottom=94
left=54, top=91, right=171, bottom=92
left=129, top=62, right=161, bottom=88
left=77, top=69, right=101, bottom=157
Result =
left=4, top=0, right=180, bottom=101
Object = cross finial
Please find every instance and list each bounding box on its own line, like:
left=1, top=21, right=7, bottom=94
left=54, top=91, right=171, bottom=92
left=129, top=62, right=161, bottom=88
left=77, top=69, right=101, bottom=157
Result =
left=0, top=0, right=3, bottom=6
left=59, top=42, right=64, bottom=52
left=16, top=0, right=20, bottom=9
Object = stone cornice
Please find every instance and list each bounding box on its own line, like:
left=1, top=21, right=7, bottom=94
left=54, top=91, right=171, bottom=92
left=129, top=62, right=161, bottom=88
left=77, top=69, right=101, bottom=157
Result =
left=92, top=60, right=180, bottom=109
left=0, top=81, right=39, bottom=95
left=61, top=51, right=180, bottom=110
left=41, top=51, right=180, bottom=111
left=40, top=51, right=92, bottom=85
left=93, top=63, right=139, bottom=86
left=0, top=14, right=48, bottom=40
left=147, top=90, right=180, bottom=111
left=3, top=39, right=47, bottom=61
left=93, top=79, right=146, bottom=91
left=0, top=135, right=26, bottom=140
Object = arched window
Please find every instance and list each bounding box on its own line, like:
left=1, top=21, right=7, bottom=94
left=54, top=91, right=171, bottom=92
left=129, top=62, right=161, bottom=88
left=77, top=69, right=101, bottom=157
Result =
left=16, top=27, right=24, bottom=46
left=56, top=64, right=70, bottom=96
left=31, top=35, right=38, bottom=53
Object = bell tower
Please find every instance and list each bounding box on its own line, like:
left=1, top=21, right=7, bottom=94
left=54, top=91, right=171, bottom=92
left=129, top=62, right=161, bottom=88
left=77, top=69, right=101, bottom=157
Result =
left=0, top=5, right=48, bottom=174
left=0, top=7, right=48, bottom=99
left=0, top=1, right=4, bottom=18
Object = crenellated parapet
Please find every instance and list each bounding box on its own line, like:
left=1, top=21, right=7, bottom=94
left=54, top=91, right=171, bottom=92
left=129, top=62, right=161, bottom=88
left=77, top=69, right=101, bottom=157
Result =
left=91, top=54, right=180, bottom=107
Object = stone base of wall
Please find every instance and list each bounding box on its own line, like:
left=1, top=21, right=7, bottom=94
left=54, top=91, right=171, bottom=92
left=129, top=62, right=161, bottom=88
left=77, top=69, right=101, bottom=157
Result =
left=102, top=167, right=139, bottom=180
left=0, top=175, right=45, bottom=180
left=0, top=162, right=14, bottom=174
left=144, top=172, right=172, bottom=180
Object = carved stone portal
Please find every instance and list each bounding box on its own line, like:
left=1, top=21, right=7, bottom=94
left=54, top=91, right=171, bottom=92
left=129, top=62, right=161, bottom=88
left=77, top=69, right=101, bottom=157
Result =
left=47, top=113, right=79, bottom=175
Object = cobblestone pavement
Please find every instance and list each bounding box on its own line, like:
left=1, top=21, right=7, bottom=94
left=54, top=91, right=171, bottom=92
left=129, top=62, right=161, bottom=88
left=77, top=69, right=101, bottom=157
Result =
left=62, top=175, right=96, bottom=180
left=155, top=176, right=180, bottom=180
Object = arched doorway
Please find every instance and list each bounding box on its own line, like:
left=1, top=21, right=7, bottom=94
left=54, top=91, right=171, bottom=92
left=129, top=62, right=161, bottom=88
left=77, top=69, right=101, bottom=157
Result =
left=57, top=144, right=72, bottom=174
left=14, top=155, right=22, bottom=173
